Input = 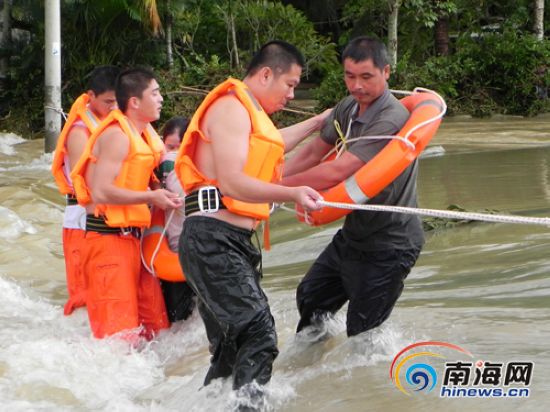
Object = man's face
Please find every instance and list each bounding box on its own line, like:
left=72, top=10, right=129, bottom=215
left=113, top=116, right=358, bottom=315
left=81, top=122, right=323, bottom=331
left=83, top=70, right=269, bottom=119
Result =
left=88, top=90, right=117, bottom=119
left=343, top=58, right=389, bottom=109
left=263, top=63, right=302, bottom=114
left=136, top=79, right=163, bottom=122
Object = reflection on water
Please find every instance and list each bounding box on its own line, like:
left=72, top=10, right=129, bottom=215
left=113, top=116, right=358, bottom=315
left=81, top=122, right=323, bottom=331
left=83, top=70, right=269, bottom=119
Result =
left=1, top=116, right=550, bottom=411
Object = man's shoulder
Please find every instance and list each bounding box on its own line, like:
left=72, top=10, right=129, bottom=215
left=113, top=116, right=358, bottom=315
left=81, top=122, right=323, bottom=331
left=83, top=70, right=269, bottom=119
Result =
left=96, top=124, right=129, bottom=149
left=204, top=93, right=251, bottom=135
left=378, top=94, right=409, bottom=125
left=66, top=122, right=90, bottom=140
left=208, top=93, right=249, bottom=118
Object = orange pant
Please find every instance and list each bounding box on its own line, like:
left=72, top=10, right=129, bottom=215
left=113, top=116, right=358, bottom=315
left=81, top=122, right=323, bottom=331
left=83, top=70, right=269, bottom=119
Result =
left=62, top=228, right=87, bottom=315
left=82, top=231, right=169, bottom=339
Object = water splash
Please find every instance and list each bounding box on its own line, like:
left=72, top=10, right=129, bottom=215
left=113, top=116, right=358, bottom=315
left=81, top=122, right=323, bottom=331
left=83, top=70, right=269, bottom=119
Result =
left=0, top=133, right=25, bottom=156
left=0, top=206, right=37, bottom=239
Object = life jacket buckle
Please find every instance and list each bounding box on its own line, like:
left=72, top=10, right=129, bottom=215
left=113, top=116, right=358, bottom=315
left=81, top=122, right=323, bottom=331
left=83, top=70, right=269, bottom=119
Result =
left=197, top=186, right=220, bottom=213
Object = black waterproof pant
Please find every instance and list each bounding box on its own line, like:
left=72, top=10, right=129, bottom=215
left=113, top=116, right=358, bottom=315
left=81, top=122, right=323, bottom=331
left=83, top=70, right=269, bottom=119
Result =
left=296, top=230, right=421, bottom=337
left=159, top=280, right=195, bottom=323
left=179, top=216, right=278, bottom=389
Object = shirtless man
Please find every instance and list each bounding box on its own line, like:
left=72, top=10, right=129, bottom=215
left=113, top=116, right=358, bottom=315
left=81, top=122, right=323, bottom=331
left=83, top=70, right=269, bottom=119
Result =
left=175, top=41, right=327, bottom=399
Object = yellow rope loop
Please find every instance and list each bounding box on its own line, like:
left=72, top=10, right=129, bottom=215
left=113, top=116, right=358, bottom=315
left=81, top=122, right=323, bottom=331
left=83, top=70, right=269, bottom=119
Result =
left=333, top=119, right=347, bottom=154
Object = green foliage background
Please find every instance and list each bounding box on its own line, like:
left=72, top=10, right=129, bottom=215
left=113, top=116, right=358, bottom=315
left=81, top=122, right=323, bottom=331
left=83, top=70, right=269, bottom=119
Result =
left=1, top=0, right=549, bottom=136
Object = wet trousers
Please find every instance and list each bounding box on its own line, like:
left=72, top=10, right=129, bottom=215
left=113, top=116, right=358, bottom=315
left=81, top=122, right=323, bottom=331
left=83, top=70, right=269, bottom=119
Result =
left=62, top=228, right=87, bottom=315
left=296, top=230, right=421, bottom=337
left=179, top=216, right=278, bottom=389
left=83, top=231, right=169, bottom=339
left=159, top=280, right=196, bottom=323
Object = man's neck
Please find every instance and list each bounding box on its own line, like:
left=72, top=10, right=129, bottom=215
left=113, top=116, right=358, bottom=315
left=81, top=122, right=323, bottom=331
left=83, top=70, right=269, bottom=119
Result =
left=125, top=113, right=148, bottom=135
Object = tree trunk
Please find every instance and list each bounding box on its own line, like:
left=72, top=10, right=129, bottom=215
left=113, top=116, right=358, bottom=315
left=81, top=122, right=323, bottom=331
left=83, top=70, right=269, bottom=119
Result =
left=533, top=0, right=544, bottom=41
left=387, top=0, right=401, bottom=67
left=229, top=2, right=239, bottom=69
left=166, top=0, right=174, bottom=69
left=434, top=15, right=450, bottom=56
left=1, top=0, right=12, bottom=91
left=44, top=0, right=62, bottom=153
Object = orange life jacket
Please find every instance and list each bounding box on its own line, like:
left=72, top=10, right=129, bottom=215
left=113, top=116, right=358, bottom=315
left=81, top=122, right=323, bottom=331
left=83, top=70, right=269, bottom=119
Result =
left=175, top=78, right=285, bottom=221
left=71, top=109, right=164, bottom=228
left=51, top=94, right=100, bottom=195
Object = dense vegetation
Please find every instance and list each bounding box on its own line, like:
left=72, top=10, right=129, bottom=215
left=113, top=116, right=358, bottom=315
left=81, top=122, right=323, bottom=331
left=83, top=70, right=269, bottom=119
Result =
left=0, top=0, right=548, bottom=137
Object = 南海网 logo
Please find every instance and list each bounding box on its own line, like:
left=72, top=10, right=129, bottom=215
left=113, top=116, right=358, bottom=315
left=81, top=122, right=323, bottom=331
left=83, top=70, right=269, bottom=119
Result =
left=390, top=341, right=533, bottom=398
left=389, top=341, right=472, bottom=395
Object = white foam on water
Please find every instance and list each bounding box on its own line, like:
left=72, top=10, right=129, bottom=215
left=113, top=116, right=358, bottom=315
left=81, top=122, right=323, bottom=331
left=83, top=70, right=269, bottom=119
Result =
left=0, top=206, right=37, bottom=239
left=0, top=133, right=25, bottom=155
left=420, top=145, right=446, bottom=158
left=0, top=277, right=207, bottom=411
left=0, top=275, right=417, bottom=412
left=0, top=151, right=53, bottom=172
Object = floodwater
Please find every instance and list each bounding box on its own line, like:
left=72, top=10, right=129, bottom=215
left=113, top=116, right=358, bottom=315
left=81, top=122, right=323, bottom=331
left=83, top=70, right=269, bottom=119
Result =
left=1, top=114, right=550, bottom=411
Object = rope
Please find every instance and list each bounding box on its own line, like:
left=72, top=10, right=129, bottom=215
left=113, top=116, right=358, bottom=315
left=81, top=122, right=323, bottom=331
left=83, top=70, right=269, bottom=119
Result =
left=140, top=208, right=176, bottom=277
left=278, top=87, right=548, bottom=228
left=321, top=87, right=446, bottom=161
left=315, top=200, right=550, bottom=227
left=44, top=105, right=68, bottom=121
left=400, top=87, right=447, bottom=142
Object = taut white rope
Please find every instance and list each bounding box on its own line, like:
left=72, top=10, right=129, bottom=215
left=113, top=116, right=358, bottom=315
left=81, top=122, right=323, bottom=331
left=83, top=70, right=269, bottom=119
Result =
left=316, top=200, right=550, bottom=227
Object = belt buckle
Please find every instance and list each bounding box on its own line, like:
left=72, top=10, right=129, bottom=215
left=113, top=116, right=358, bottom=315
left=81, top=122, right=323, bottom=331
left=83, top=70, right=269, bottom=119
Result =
left=198, top=186, right=220, bottom=213
left=120, top=227, right=132, bottom=236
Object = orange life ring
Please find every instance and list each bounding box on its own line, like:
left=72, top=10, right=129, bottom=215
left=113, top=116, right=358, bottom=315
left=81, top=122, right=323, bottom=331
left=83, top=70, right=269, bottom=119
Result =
left=141, top=207, right=186, bottom=282
left=299, top=89, right=445, bottom=226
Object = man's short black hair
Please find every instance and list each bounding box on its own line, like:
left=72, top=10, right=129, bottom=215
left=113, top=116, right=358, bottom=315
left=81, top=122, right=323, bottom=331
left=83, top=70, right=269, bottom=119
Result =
left=246, top=40, right=304, bottom=77
left=115, top=67, right=156, bottom=113
left=342, top=36, right=389, bottom=70
left=86, top=65, right=120, bottom=95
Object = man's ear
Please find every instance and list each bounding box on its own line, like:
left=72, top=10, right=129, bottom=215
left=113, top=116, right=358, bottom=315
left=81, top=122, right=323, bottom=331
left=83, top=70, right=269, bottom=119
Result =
left=383, top=64, right=390, bottom=81
left=128, top=96, right=140, bottom=110
left=258, top=66, right=273, bottom=85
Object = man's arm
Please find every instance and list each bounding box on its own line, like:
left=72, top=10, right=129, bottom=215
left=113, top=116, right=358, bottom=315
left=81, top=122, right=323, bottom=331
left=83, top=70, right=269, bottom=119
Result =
left=283, top=106, right=401, bottom=191
left=283, top=136, right=333, bottom=178
left=281, top=150, right=364, bottom=191
left=66, top=126, right=89, bottom=171
left=90, top=126, right=182, bottom=210
left=279, top=109, right=332, bottom=153
left=208, top=96, right=321, bottom=210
